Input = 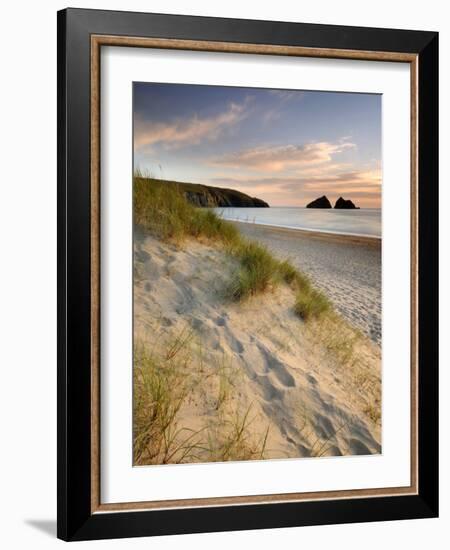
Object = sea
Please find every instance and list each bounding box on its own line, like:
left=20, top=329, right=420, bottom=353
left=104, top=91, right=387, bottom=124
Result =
left=214, top=207, right=381, bottom=238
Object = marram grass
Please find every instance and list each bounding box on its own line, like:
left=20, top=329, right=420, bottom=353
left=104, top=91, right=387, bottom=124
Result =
left=134, top=174, right=240, bottom=245
left=294, top=288, right=331, bottom=320
left=133, top=336, right=270, bottom=465
left=134, top=173, right=331, bottom=321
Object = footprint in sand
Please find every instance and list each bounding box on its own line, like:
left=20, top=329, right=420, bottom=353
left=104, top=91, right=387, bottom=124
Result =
left=134, top=248, right=151, bottom=264
left=257, top=345, right=296, bottom=388
left=347, top=438, right=373, bottom=455
left=349, top=423, right=382, bottom=454
left=227, top=332, right=244, bottom=354
left=220, top=324, right=244, bottom=354
left=174, top=284, right=195, bottom=311
left=312, top=413, right=335, bottom=439
left=258, top=377, right=285, bottom=402
left=215, top=315, right=227, bottom=327
left=190, top=317, right=204, bottom=331
left=191, top=317, right=223, bottom=351
left=325, top=445, right=343, bottom=456
left=135, top=250, right=161, bottom=281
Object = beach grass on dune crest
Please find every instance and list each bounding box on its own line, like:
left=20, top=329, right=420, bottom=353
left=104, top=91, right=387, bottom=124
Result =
left=134, top=173, right=240, bottom=245
left=226, top=241, right=316, bottom=304
left=294, top=288, right=331, bottom=320
left=226, top=240, right=278, bottom=299
left=134, top=173, right=331, bottom=321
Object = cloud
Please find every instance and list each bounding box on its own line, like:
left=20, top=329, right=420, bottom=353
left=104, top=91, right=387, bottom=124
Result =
left=210, top=140, right=355, bottom=172
left=209, top=167, right=381, bottom=207
left=211, top=168, right=380, bottom=191
left=134, top=102, right=246, bottom=150
left=261, top=109, right=281, bottom=126
left=267, top=89, right=304, bottom=102
left=280, top=169, right=381, bottom=191
left=260, top=90, right=303, bottom=126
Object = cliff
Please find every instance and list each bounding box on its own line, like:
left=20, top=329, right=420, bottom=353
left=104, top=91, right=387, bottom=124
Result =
left=182, top=183, right=269, bottom=208
left=139, top=178, right=270, bottom=208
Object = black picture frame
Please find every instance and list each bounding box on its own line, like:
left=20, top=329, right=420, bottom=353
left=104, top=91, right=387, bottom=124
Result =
left=57, top=7, right=438, bottom=541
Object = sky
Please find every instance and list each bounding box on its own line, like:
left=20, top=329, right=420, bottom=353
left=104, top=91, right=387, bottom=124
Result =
left=133, top=82, right=381, bottom=208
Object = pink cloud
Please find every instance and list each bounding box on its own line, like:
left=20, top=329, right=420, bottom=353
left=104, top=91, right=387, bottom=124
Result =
left=209, top=167, right=381, bottom=207
left=134, top=102, right=246, bottom=150
left=210, top=140, right=355, bottom=172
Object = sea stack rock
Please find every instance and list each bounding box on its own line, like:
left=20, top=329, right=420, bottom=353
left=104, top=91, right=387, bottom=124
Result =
left=306, top=195, right=332, bottom=209
left=334, top=197, right=359, bottom=209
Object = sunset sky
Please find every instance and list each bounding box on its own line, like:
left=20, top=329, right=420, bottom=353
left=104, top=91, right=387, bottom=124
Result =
left=133, top=83, right=381, bottom=208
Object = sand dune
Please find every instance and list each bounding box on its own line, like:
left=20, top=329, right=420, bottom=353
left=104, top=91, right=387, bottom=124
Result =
left=134, top=226, right=381, bottom=463
left=233, top=222, right=382, bottom=345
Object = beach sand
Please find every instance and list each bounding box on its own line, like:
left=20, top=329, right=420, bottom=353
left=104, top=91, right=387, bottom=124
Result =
left=233, top=222, right=382, bottom=345
left=133, top=225, right=381, bottom=464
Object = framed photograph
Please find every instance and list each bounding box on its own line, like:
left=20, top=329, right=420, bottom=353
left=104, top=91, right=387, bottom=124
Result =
left=57, top=8, right=438, bottom=541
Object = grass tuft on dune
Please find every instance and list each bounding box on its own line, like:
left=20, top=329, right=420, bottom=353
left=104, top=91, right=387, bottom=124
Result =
left=133, top=335, right=270, bottom=465
left=294, top=288, right=331, bottom=320
left=226, top=240, right=278, bottom=299
left=134, top=173, right=330, bottom=320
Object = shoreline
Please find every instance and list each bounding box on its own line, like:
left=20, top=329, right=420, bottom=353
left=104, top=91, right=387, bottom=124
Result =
left=232, top=221, right=381, bottom=344
left=230, top=220, right=381, bottom=248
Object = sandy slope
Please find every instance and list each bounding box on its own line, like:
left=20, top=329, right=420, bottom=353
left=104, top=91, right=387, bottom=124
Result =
left=134, top=227, right=381, bottom=463
left=234, top=222, right=382, bottom=345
